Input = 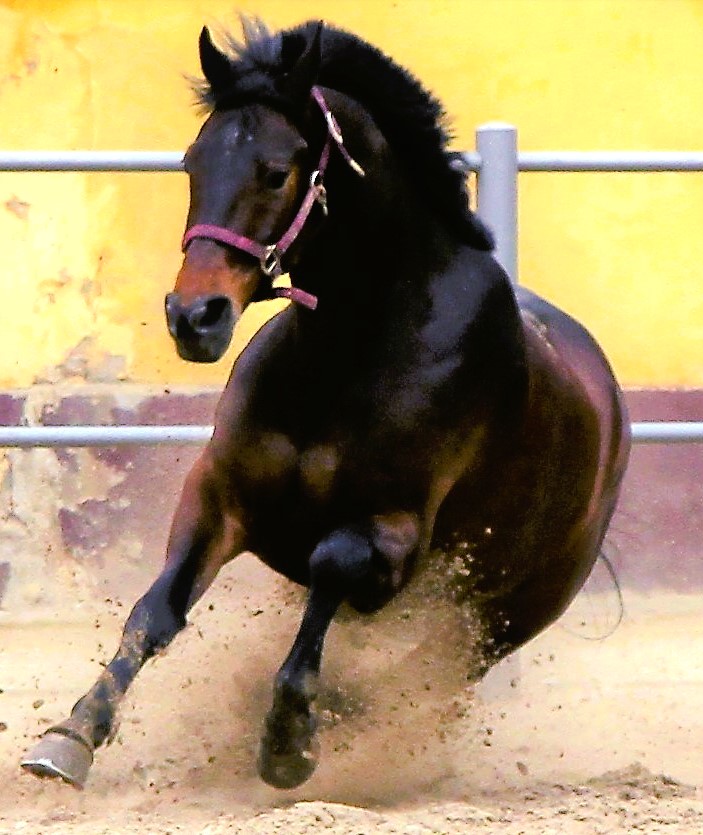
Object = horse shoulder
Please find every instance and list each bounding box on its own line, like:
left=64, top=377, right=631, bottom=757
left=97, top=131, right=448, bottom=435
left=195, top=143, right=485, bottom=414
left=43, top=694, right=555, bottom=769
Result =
left=209, top=307, right=300, bottom=488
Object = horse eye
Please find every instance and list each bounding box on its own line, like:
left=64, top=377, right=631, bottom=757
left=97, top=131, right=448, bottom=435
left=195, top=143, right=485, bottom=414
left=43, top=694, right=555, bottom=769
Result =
left=264, top=168, right=290, bottom=190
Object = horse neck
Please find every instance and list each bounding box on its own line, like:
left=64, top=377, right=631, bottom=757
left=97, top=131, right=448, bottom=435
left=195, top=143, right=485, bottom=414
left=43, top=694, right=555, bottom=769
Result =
left=290, top=101, right=454, bottom=343
left=291, top=197, right=445, bottom=372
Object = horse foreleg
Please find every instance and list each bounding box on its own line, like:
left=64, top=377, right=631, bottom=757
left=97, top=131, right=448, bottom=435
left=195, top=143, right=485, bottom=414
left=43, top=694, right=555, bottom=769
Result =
left=258, top=526, right=375, bottom=789
left=21, top=451, right=243, bottom=788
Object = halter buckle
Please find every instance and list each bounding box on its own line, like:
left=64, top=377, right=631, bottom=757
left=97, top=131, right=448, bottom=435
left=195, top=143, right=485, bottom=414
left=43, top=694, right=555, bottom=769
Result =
left=310, top=170, right=328, bottom=216
left=261, top=245, right=282, bottom=277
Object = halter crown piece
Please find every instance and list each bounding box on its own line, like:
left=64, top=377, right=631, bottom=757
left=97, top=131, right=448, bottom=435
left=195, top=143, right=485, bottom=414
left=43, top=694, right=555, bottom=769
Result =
left=181, top=86, right=366, bottom=311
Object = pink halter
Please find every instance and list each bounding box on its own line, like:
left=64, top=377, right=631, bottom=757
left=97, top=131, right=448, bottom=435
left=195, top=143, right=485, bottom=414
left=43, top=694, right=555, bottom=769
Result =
left=181, top=86, right=365, bottom=311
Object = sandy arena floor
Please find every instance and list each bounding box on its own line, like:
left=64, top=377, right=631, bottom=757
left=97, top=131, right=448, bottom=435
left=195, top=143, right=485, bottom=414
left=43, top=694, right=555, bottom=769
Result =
left=1, top=555, right=702, bottom=834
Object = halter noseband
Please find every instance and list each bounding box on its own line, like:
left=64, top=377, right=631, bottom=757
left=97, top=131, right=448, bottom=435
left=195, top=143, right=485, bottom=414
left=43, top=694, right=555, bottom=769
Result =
left=181, top=86, right=365, bottom=311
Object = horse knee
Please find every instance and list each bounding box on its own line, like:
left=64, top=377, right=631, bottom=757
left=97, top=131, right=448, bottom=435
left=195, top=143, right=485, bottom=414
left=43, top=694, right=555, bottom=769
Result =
left=125, top=585, right=186, bottom=659
left=308, top=527, right=374, bottom=591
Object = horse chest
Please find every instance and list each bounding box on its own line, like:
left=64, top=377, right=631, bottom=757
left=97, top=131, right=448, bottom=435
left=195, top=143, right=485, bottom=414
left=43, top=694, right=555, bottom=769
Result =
left=297, top=443, right=340, bottom=502
left=224, top=334, right=462, bottom=517
left=231, top=425, right=420, bottom=515
left=228, top=431, right=340, bottom=503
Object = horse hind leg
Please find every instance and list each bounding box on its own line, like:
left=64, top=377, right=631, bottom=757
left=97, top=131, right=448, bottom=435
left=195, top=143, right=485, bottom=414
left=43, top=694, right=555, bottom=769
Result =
left=475, top=549, right=602, bottom=671
left=21, top=451, right=243, bottom=789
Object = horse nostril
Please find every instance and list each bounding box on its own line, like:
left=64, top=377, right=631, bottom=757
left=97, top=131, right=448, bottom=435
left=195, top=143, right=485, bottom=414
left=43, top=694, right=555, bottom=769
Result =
left=191, top=295, right=231, bottom=330
left=164, top=292, right=234, bottom=362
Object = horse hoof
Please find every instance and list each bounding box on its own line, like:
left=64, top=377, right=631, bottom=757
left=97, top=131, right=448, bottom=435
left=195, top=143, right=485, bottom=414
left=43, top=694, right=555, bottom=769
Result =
left=21, top=731, right=93, bottom=789
left=257, top=738, right=320, bottom=789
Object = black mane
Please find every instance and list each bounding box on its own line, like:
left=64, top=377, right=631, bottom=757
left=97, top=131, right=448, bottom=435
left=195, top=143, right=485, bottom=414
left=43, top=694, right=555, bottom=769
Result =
left=195, top=19, right=493, bottom=250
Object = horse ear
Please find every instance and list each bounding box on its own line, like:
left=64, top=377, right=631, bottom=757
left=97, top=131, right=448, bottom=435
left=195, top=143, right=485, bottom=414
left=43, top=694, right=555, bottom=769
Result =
left=199, top=26, right=232, bottom=92
left=278, top=21, right=322, bottom=103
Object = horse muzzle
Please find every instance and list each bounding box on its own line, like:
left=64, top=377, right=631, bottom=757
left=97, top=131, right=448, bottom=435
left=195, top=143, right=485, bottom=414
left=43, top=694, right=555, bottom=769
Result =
left=164, top=292, right=235, bottom=363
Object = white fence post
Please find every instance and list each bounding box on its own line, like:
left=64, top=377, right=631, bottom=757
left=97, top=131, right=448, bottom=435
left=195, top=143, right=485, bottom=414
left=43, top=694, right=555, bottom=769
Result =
left=475, top=123, right=519, bottom=283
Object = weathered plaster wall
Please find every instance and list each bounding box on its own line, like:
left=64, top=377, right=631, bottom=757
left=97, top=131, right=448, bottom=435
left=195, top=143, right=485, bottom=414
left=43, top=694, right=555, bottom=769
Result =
left=0, top=386, right=205, bottom=611
left=0, top=0, right=702, bottom=387
left=0, top=2, right=701, bottom=609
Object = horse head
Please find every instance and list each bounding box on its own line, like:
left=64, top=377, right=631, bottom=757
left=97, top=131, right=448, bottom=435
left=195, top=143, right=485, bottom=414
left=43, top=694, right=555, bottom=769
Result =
left=166, top=24, right=324, bottom=362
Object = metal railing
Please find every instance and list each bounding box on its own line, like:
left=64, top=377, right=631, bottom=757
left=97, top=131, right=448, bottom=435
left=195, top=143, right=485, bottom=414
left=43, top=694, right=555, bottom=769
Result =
left=0, top=150, right=184, bottom=172
left=467, top=124, right=703, bottom=284
left=0, top=422, right=700, bottom=447
left=1, top=125, right=702, bottom=446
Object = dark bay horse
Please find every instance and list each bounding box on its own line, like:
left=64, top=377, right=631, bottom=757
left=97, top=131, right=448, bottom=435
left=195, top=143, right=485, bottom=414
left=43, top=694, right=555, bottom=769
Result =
left=22, top=19, right=630, bottom=790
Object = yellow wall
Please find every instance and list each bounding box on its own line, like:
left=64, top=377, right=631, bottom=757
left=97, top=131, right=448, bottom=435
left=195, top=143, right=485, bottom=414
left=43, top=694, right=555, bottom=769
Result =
left=1, top=0, right=701, bottom=388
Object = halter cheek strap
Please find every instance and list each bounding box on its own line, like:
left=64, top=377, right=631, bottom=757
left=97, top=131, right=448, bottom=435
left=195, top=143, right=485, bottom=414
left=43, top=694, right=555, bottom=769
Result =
left=181, top=86, right=365, bottom=311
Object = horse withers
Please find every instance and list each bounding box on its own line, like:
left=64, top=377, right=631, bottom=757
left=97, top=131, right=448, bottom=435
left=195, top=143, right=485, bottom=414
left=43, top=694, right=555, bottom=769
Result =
left=22, top=19, right=630, bottom=790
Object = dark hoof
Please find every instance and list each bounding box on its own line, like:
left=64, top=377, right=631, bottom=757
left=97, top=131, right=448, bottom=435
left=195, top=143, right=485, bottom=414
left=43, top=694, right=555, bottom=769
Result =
left=21, top=731, right=93, bottom=789
left=257, top=736, right=320, bottom=789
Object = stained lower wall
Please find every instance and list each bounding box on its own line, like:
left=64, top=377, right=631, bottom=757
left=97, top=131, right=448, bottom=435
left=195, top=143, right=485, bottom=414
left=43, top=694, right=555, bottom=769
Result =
left=0, top=385, right=700, bottom=615
left=610, top=390, right=703, bottom=591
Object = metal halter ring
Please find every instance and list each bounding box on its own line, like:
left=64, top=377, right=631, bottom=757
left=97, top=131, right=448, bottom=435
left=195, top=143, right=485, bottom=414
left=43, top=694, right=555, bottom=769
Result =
left=310, top=170, right=328, bottom=216
left=261, top=244, right=282, bottom=277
